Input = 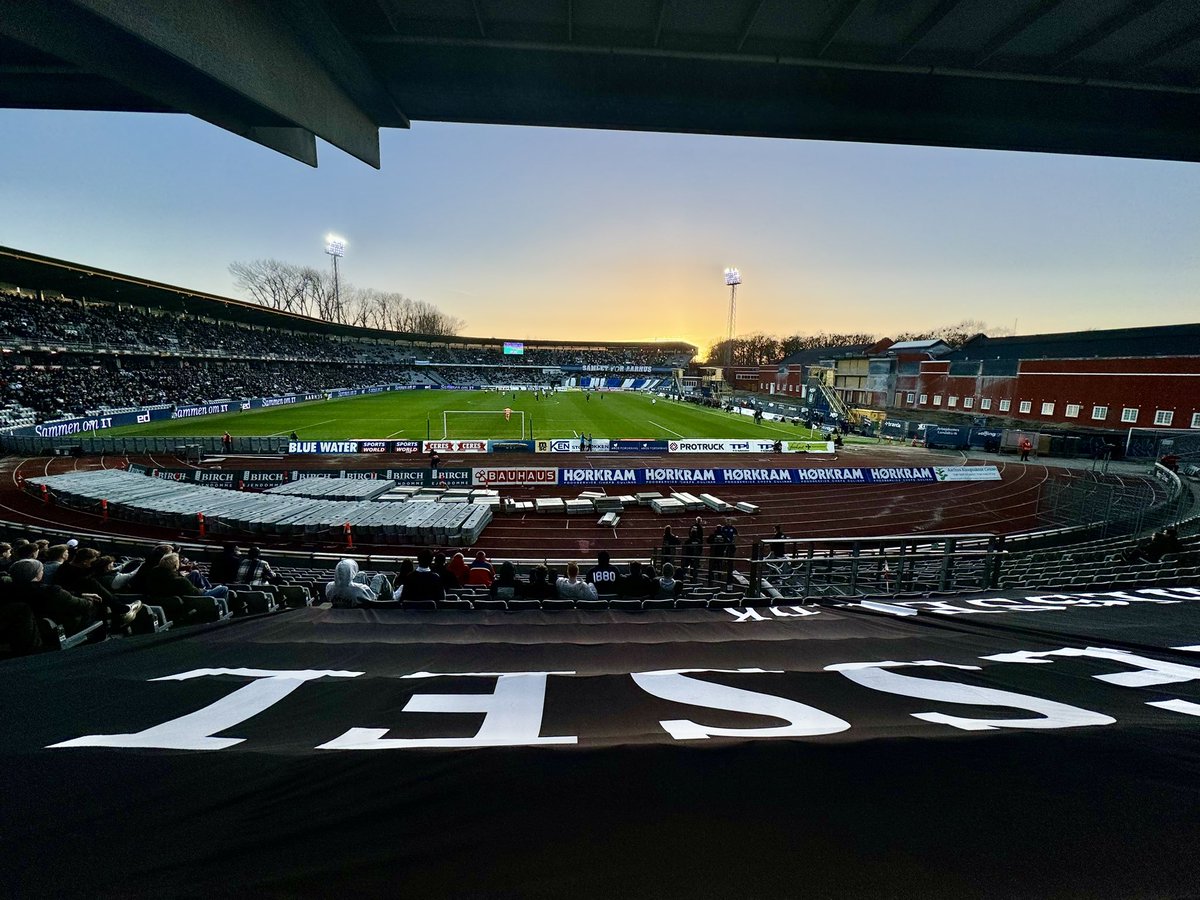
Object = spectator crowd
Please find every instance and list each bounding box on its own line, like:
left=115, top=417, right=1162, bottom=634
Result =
left=0, top=289, right=691, bottom=425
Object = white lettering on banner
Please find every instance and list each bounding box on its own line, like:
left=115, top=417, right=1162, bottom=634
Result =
left=47, top=669, right=363, bottom=750
left=793, top=467, right=867, bottom=482
left=632, top=669, right=851, bottom=740
left=722, top=468, right=792, bottom=482
left=423, top=440, right=489, bottom=453
left=728, top=608, right=769, bottom=623
left=316, top=673, right=577, bottom=749
left=982, top=646, right=1200, bottom=716
left=472, top=468, right=558, bottom=486
left=562, top=469, right=637, bottom=484
left=644, top=468, right=716, bottom=483
left=669, top=439, right=777, bottom=453
left=826, top=661, right=1114, bottom=731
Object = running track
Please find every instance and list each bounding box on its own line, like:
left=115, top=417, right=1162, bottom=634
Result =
left=0, top=445, right=1079, bottom=557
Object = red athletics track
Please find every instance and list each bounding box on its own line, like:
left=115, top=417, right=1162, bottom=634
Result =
left=0, top=445, right=1072, bottom=557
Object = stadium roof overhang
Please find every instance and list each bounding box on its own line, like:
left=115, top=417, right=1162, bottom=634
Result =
left=0, top=246, right=696, bottom=353
left=1, top=1, right=1199, bottom=167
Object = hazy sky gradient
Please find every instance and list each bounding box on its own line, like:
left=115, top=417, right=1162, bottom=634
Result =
left=2, top=109, right=1198, bottom=353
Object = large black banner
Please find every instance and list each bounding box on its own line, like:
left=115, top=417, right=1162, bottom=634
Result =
left=2, top=591, right=1199, bottom=897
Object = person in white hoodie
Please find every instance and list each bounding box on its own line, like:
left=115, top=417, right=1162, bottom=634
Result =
left=555, top=561, right=598, bottom=601
left=325, top=559, right=390, bottom=608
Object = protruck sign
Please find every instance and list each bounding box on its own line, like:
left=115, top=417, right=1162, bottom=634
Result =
left=668, top=439, right=778, bottom=453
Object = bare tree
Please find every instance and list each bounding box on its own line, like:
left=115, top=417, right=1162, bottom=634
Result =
left=229, top=257, right=465, bottom=335
left=228, top=260, right=310, bottom=315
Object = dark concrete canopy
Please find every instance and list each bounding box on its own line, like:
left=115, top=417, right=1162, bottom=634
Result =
left=2, top=0, right=1200, bottom=166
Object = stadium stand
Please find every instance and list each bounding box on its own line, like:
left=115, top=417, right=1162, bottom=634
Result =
left=0, top=289, right=691, bottom=425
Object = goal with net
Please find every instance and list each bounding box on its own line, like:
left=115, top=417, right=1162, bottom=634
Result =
left=442, top=409, right=527, bottom=439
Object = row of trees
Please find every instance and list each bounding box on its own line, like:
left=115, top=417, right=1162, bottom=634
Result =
left=704, top=319, right=1012, bottom=366
left=228, top=259, right=464, bottom=336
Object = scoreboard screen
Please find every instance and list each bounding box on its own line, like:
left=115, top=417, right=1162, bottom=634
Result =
left=503, top=341, right=525, bottom=355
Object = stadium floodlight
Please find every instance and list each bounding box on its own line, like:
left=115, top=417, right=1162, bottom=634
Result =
left=325, top=234, right=346, bottom=311
left=723, top=267, right=740, bottom=371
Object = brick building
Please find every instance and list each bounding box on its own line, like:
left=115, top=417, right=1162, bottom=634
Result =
left=892, top=325, right=1200, bottom=431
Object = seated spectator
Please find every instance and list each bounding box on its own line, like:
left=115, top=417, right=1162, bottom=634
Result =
left=400, top=550, right=445, bottom=604
left=325, top=558, right=390, bottom=608
left=431, top=552, right=457, bottom=591
left=465, top=551, right=495, bottom=587
left=3, top=558, right=103, bottom=636
left=445, top=552, right=469, bottom=587
left=0, top=542, right=11, bottom=573
left=55, top=549, right=142, bottom=626
left=390, top=560, right=416, bottom=600
left=209, top=543, right=241, bottom=584
left=490, top=562, right=525, bottom=602
left=11, top=541, right=38, bottom=564
left=587, top=550, right=620, bottom=599
left=40, top=545, right=70, bottom=585
left=145, top=553, right=230, bottom=605
left=652, top=563, right=683, bottom=600
left=618, top=561, right=655, bottom=600
left=556, top=562, right=597, bottom=601
left=236, top=545, right=281, bottom=585
left=1144, top=527, right=1184, bottom=562
left=525, top=565, right=556, bottom=601
left=113, top=543, right=173, bottom=593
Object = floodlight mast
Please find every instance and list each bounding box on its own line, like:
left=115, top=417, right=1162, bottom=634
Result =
left=723, top=267, right=740, bottom=372
left=325, top=234, right=346, bottom=312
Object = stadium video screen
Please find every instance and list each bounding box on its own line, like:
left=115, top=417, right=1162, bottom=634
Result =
left=503, top=341, right=524, bottom=355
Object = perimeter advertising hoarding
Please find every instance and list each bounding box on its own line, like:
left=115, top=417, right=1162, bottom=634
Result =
left=668, top=439, right=778, bottom=453
left=535, top=438, right=581, bottom=453
left=288, top=439, right=427, bottom=454
left=609, top=439, right=670, bottom=452
left=472, top=467, right=559, bottom=486
left=557, top=465, right=1000, bottom=486
left=488, top=440, right=537, bottom=453
left=782, top=441, right=836, bottom=454
left=423, top=440, right=489, bottom=454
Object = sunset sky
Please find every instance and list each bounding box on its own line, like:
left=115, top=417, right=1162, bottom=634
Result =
left=1, top=108, right=1198, bottom=354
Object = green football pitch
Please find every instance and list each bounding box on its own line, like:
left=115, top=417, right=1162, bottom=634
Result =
left=99, top=390, right=824, bottom=441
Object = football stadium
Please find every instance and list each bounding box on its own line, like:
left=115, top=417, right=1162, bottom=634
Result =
left=3, top=3, right=1200, bottom=898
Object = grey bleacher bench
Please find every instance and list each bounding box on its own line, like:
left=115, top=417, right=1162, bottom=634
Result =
left=598, top=512, right=621, bottom=527
left=735, top=501, right=760, bottom=514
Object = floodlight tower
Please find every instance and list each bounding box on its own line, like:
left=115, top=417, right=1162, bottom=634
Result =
left=325, top=234, right=346, bottom=309
left=723, top=267, right=740, bottom=371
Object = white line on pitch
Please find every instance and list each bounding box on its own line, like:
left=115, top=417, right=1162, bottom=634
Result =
left=386, top=429, right=406, bottom=438
left=649, top=421, right=684, bottom=437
